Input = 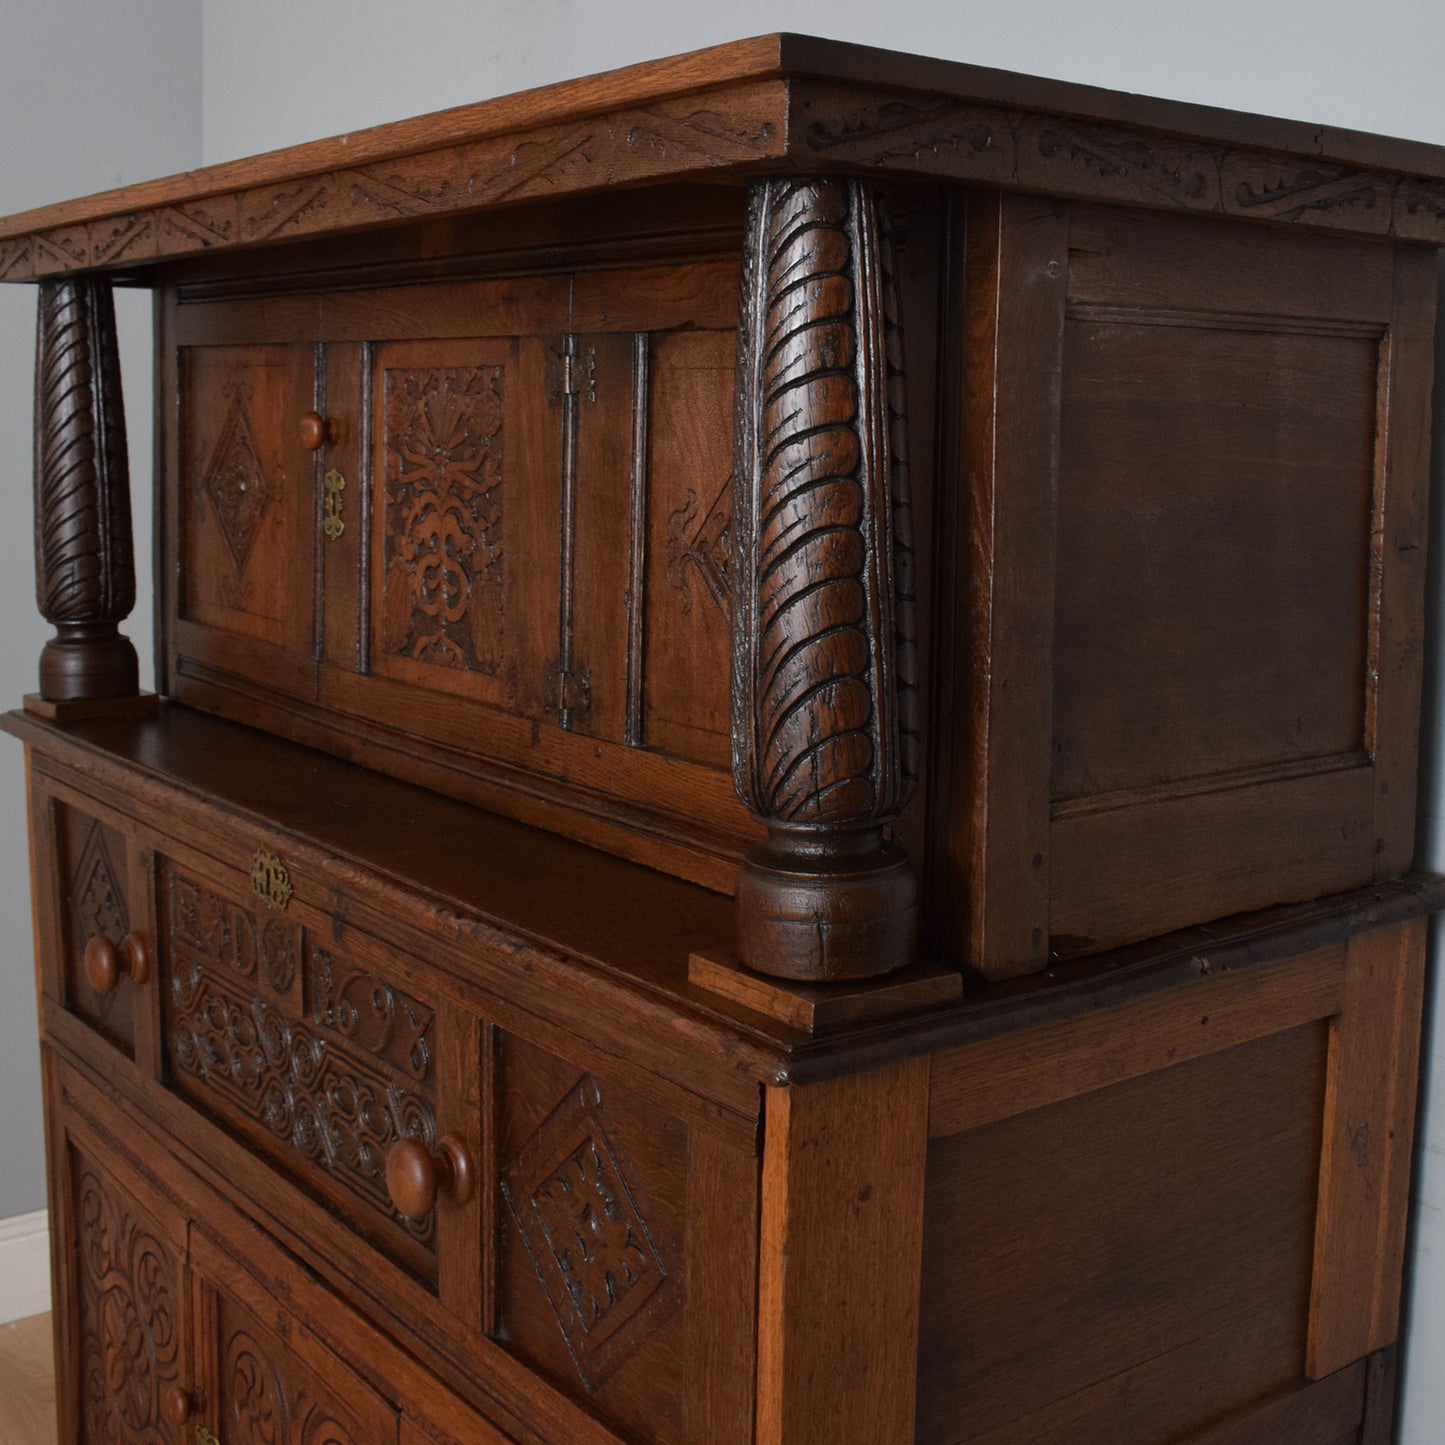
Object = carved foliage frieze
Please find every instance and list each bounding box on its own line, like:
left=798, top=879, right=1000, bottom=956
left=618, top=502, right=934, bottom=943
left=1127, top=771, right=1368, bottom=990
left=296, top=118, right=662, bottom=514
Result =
left=732, top=176, right=919, bottom=827
left=382, top=365, right=504, bottom=673
left=1, top=87, right=784, bottom=280
left=75, top=1166, right=182, bottom=1445
left=502, top=1074, right=673, bottom=1390
left=199, top=383, right=272, bottom=576
left=798, top=80, right=1445, bottom=239
left=163, top=868, right=436, bottom=1246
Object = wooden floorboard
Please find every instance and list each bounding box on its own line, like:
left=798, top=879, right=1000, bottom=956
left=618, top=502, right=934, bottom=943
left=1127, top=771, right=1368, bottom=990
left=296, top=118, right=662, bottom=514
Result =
left=0, top=1314, right=56, bottom=1445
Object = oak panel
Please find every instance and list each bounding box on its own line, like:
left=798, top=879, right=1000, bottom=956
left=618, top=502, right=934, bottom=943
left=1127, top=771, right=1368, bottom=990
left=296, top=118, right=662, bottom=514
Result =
left=917, top=1025, right=1328, bottom=1443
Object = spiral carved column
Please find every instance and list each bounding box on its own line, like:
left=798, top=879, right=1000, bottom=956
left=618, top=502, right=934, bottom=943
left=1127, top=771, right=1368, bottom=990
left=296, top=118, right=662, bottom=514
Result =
left=731, top=176, right=919, bottom=982
left=33, top=278, right=139, bottom=701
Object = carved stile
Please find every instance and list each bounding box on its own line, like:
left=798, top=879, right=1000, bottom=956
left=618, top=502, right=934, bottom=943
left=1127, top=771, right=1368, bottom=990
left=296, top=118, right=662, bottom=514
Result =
left=33, top=278, right=139, bottom=700
left=731, top=176, right=919, bottom=980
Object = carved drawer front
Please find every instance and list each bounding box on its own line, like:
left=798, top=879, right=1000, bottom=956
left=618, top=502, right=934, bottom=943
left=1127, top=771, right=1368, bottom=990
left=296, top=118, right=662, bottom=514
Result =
left=49, top=1061, right=194, bottom=1445
left=155, top=847, right=468, bottom=1292
left=44, top=790, right=148, bottom=1061
left=493, top=1029, right=759, bottom=1444
left=173, top=339, right=319, bottom=704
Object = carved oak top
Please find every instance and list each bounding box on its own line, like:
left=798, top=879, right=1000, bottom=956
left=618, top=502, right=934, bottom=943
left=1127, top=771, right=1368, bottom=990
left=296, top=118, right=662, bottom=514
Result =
left=3, top=33, right=1445, bottom=281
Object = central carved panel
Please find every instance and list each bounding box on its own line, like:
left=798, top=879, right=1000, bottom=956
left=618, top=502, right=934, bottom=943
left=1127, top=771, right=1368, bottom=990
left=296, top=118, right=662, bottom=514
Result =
left=381, top=364, right=505, bottom=673
left=161, top=866, right=438, bottom=1258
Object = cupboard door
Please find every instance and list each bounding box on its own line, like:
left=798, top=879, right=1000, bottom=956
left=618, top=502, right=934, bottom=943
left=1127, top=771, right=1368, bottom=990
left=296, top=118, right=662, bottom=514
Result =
left=173, top=338, right=319, bottom=701
left=193, top=1238, right=399, bottom=1445
left=48, top=1053, right=194, bottom=1445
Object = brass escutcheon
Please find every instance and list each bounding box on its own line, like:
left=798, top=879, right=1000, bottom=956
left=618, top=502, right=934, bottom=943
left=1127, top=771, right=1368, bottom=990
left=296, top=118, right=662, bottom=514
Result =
left=249, top=850, right=293, bottom=911
left=323, top=467, right=346, bottom=539
left=196, top=1428, right=222, bottom=1445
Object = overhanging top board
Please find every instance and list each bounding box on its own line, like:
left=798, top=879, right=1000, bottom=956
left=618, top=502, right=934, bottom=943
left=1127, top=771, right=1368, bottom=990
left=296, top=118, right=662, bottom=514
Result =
left=4, top=32, right=1445, bottom=282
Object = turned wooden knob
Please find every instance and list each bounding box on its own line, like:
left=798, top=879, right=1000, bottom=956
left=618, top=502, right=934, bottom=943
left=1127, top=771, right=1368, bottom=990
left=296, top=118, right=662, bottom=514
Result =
left=386, top=1135, right=475, bottom=1220
left=162, top=1384, right=195, bottom=1425
left=299, top=411, right=335, bottom=450
left=84, top=931, right=150, bottom=994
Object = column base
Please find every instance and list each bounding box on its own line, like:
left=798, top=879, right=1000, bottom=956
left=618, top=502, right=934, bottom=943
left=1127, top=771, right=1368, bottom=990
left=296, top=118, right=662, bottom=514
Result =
left=736, top=828, right=918, bottom=982
left=39, top=623, right=139, bottom=702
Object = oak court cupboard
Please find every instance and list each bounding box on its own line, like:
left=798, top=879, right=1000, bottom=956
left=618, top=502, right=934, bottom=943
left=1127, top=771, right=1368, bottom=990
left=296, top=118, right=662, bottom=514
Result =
left=1, top=31, right=1442, bottom=1445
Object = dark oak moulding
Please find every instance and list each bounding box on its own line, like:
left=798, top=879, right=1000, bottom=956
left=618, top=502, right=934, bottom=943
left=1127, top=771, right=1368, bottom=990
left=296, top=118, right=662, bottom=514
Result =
left=3, top=32, right=1441, bottom=1445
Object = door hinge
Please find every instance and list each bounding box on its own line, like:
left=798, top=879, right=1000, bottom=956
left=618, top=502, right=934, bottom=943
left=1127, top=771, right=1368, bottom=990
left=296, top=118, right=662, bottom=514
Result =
left=545, top=660, right=592, bottom=729
left=547, top=338, right=596, bottom=405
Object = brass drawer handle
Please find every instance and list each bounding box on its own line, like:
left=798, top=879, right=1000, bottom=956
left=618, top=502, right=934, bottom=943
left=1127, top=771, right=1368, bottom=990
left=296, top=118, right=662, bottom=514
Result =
left=323, top=468, right=346, bottom=540
left=386, top=1135, right=476, bottom=1221
left=84, top=931, right=150, bottom=994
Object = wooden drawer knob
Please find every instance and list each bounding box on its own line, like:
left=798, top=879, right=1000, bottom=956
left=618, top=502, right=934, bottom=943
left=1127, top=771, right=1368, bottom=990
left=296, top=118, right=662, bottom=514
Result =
left=386, top=1134, right=475, bottom=1220
left=162, top=1384, right=197, bottom=1425
left=84, top=931, right=150, bottom=993
left=299, top=411, right=335, bottom=450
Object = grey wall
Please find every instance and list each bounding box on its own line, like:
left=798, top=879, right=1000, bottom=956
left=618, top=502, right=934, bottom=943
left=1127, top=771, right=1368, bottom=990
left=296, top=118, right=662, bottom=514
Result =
left=0, top=0, right=200, bottom=1219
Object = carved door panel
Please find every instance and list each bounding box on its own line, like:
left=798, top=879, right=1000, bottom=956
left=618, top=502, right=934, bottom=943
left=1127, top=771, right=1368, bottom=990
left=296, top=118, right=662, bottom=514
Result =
left=362, top=336, right=554, bottom=719
left=48, top=1056, right=194, bottom=1445
left=192, top=1234, right=399, bottom=1445
left=175, top=341, right=319, bottom=702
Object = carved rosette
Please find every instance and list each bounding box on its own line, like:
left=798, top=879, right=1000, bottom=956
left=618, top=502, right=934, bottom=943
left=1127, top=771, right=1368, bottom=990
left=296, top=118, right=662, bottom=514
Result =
left=731, top=176, right=918, bottom=980
left=33, top=277, right=139, bottom=700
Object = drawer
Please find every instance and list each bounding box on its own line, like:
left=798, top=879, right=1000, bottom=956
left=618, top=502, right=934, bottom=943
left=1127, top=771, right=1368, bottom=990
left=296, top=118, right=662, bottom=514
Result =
left=30, top=778, right=154, bottom=1064
left=156, top=844, right=461, bottom=1286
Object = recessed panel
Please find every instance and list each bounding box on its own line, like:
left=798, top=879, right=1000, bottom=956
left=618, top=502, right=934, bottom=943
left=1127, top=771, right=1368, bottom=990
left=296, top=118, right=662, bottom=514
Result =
left=1053, top=315, right=1377, bottom=805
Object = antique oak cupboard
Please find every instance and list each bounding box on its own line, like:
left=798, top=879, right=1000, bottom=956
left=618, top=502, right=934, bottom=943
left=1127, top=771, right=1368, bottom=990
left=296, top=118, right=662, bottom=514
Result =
left=0, top=32, right=1441, bottom=1445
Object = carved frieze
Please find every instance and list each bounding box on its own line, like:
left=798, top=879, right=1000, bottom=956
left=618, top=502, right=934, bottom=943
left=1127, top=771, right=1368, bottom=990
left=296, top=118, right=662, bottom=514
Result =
left=382, top=365, right=504, bottom=673
left=502, top=1075, right=673, bottom=1389
left=75, top=1166, right=182, bottom=1445
left=0, top=87, right=786, bottom=280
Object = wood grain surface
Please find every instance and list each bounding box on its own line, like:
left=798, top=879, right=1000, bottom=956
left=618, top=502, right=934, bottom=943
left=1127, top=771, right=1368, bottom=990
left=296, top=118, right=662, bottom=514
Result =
left=0, top=1316, right=56, bottom=1445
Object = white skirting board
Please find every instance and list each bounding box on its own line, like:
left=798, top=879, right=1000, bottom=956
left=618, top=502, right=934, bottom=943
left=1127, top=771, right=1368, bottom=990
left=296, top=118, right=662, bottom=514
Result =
left=0, top=1211, right=50, bottom=1324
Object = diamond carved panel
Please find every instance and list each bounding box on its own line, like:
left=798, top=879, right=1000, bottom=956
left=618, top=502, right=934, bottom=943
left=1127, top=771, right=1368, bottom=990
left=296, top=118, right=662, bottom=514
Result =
left=502, top=1074, right=671, bottom=1389
left=201, top=388, right=272, bottom=574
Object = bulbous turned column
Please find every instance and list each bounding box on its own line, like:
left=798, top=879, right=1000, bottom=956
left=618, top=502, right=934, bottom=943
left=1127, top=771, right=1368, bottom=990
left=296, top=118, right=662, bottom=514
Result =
left=730, top=175, right=919, bottom=982
left=33, top=277, right=139, bottom=701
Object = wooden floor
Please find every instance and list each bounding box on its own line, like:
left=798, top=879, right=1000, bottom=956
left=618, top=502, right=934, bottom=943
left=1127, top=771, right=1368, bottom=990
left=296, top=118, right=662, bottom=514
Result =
left=0, top=1314, right=56, bottom=1445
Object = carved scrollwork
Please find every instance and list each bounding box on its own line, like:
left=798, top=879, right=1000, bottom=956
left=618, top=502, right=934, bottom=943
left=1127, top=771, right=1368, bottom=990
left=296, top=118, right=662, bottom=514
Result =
left=164, top=869, right=437, bottom=1247
left=222, top=1322, right=364, bottom=1444
left=75, top=1166, right=181, bottom=1444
